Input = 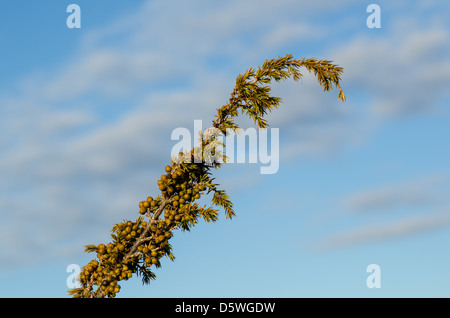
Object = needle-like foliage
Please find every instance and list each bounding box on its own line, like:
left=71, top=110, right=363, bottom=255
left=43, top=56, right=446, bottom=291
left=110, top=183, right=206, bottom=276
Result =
left=68, top=54, right=345, bottom=298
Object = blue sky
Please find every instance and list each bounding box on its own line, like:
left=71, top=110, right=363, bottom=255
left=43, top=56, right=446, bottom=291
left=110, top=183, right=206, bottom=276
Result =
left=0, top=0, right=450, bottom=297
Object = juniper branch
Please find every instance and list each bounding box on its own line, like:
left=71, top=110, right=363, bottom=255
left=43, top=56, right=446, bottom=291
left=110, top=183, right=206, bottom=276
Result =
left=68, top=53, right=345, bottom=298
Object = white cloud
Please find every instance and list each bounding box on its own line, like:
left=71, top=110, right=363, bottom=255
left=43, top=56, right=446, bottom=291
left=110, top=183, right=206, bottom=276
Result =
left=334, top=26, right=450, bottom=117
left=313, top=211, right=450, bottom=251
left=342, top=173, right=450, bottom=212
left=39, top=110, right=97, bottom=135
left=259, top=23, right=323, bottom=49
left=41, top=50, right=178, bottom=101
left=1, top=0, right=450, bottom=272
left=311, top=173, right=450, bottom=251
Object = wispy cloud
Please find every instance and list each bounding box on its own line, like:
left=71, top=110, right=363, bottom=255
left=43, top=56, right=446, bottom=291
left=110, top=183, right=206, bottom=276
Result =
left=312, top=173, right=450, bottom=250
left=1, top=0, right=449, bottom=273
left=334, top=26, right=450, bottom=117
left=342, top=174, right=450, bottom=212
left=41, top=50, right=177, bottom=101
left=313, top=211, right=450, bottom=251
